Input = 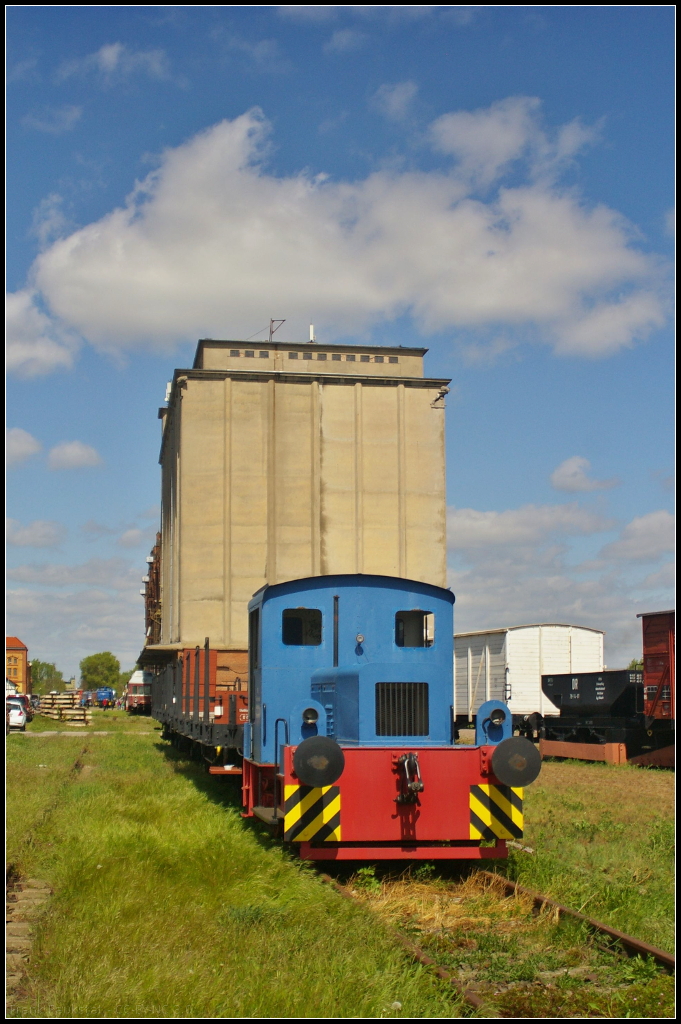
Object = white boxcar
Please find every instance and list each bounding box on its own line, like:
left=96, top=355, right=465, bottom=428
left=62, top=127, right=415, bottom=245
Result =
left=454, top=624, right=604, bottom=722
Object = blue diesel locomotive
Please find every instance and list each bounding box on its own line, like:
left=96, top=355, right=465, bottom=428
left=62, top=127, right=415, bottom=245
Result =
left=242, top=573, right=541, bottom=861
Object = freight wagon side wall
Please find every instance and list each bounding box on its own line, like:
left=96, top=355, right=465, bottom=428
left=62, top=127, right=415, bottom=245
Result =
left=454, top=632, right=507, bottom=720
left=641, top=611, right=675, bottom=720
left=505, top=628, right=544, bottom=717
left=506, top=626, right=604, bottom=717
left=569, top=627, right=604, bottom=674
left=151, top=648, right=248, bottom=731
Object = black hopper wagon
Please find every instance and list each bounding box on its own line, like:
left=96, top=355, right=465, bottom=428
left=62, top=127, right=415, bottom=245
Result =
left=540, top=610, right=674, bottom=767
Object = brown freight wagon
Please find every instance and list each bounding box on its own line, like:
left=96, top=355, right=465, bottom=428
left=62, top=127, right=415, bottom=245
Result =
left=147, top=641, right=248, bottom=769
left=631, top=609, right=675, bottom=767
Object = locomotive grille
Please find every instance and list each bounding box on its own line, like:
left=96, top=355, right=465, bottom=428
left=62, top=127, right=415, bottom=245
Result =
left=375, top=682, right=429, bottom=736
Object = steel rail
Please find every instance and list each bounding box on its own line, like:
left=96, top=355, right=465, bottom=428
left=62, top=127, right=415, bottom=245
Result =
left=319, top=873, right=491, bottom=1014
left=320, top=869, right=674, bottom=1019
left=481, top=871, right=674, bottom=973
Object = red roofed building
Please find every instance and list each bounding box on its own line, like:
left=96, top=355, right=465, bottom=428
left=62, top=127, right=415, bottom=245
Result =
left=6, top=637, right=30, bottom=694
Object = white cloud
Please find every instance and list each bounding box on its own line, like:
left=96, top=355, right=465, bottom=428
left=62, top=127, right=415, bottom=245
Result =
left=117, top=529, right=145, bottom=548
left=6, top=558, right=141, bottom=591
left=447, top=503, right=674, bottom=666
left=324, top=29, right=367, bottom=52
left=6, top=585, right=143, bottom=680
left=57, top=43, right=170, bottom=83
left=82, top=515, right=158, bottom=542
left=552, top=292, right=665, bottom=357
left=639, top=562, right=675, bottom=590
left=22, top=105, right=82, bottom=134
left=48, top=441, right=103, bottom=470
left=6, top=428, right=42, bottom=467
left=7, top=104, right=666, bottom=372
left=600, top=510, right=675, bottom=562
left=6, top=289, right=77, bottom=377
left=371, top=81, right=418, bottom=121
left=430, top=96, right=595, bottom=186
left=550, top=456, right=619, bottom=493
left=7, top=519, right=67, bottom=548
left=82, top=519, right=117, bottom=538
left=31, top=194, right=70, bottom=249
left=447, top=502, right=613, bottom=549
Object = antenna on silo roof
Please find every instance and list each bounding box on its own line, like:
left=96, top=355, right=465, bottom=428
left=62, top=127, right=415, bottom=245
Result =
left=309, top=324, right=316, bottom=344
left=269, top=319, right=285, bottom=343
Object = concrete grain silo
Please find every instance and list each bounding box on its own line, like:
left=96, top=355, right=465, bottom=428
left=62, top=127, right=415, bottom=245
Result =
left=142, top=337, right=450, bottom=694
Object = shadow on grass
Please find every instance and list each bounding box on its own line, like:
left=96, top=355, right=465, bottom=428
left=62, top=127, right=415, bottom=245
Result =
left=154, top=739, right=293, bottom=860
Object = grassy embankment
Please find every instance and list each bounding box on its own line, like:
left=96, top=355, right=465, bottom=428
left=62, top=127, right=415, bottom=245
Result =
left=7, top=714, right=463, bottom=1019
left=503, top=759, right=674, bottom=952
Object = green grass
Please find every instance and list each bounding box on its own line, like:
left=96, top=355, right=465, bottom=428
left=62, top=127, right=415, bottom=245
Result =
left=345, top=866, right=675, bottom=1019
left=6, top=734, right=85, bottom=866
left=7, top=734, right=674, bottom=1018
left=497, top=759, right=675, bottom=952
left=7, top=731, right=464, bottom=1019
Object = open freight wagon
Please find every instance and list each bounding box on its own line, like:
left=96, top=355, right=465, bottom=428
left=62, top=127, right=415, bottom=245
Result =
left=149, top=641, right=248, bottom=769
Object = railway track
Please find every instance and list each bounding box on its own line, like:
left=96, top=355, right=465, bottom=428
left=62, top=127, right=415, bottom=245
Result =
left=321, top=868, right=674, bottom=1018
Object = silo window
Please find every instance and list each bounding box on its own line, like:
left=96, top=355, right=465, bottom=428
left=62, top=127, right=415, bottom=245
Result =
left=374, top=355, right=384, bottom=363
left=283, top=608, right=322, bottom=646
left=360, top=355, right=370, bottom=362
left=288, top=351, right=299, bottom=359
left=245, top=350, right=255, bottom=358
left=395, top=611, right=434, bottom=648
left=346, top=354, right=356, bottom=362
left=303, top=352, right=313, bottom=360
left=389, top=356, right=398, bottom=364
left=332, top=353, right=342, bottom=361
left=259, top=351, right=269, bottom=358
left=230, top=350, right=240, bottom=357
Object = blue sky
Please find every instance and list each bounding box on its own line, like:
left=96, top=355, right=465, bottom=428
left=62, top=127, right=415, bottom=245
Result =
left=7, top=6, right=674, bottom=678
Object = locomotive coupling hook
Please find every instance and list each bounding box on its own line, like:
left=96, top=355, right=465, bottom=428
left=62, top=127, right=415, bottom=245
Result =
left=395, top=752, right=424, bottom=803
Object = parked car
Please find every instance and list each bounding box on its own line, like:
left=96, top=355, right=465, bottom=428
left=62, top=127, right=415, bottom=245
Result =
left=12, top=694, right=34, bottom=722
left=6, top=698, right=27, bottom=732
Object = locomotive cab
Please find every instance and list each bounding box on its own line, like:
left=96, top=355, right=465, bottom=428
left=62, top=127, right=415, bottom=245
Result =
left=242, top=574, right=540, bottom=861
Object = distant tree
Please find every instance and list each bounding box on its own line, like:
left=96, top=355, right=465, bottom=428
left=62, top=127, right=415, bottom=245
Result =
left=79, top=652, right=120, bottom=691
left=628, top=658, right=644, bottom=671
left=118, top=668, right=137, bottom=690
left=30, top=660, right=65, bottom=695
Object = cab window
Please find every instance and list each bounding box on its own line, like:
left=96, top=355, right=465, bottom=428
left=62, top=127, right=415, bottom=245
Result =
left=395, top=611, right=434, bottom=648
left=283, top=608, right=322, bottom=646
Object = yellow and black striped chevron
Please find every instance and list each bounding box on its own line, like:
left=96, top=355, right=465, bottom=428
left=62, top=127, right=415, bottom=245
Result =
left=284, top=785, right=341, bottom=842
left=469, top=784, right=524, bottom=841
